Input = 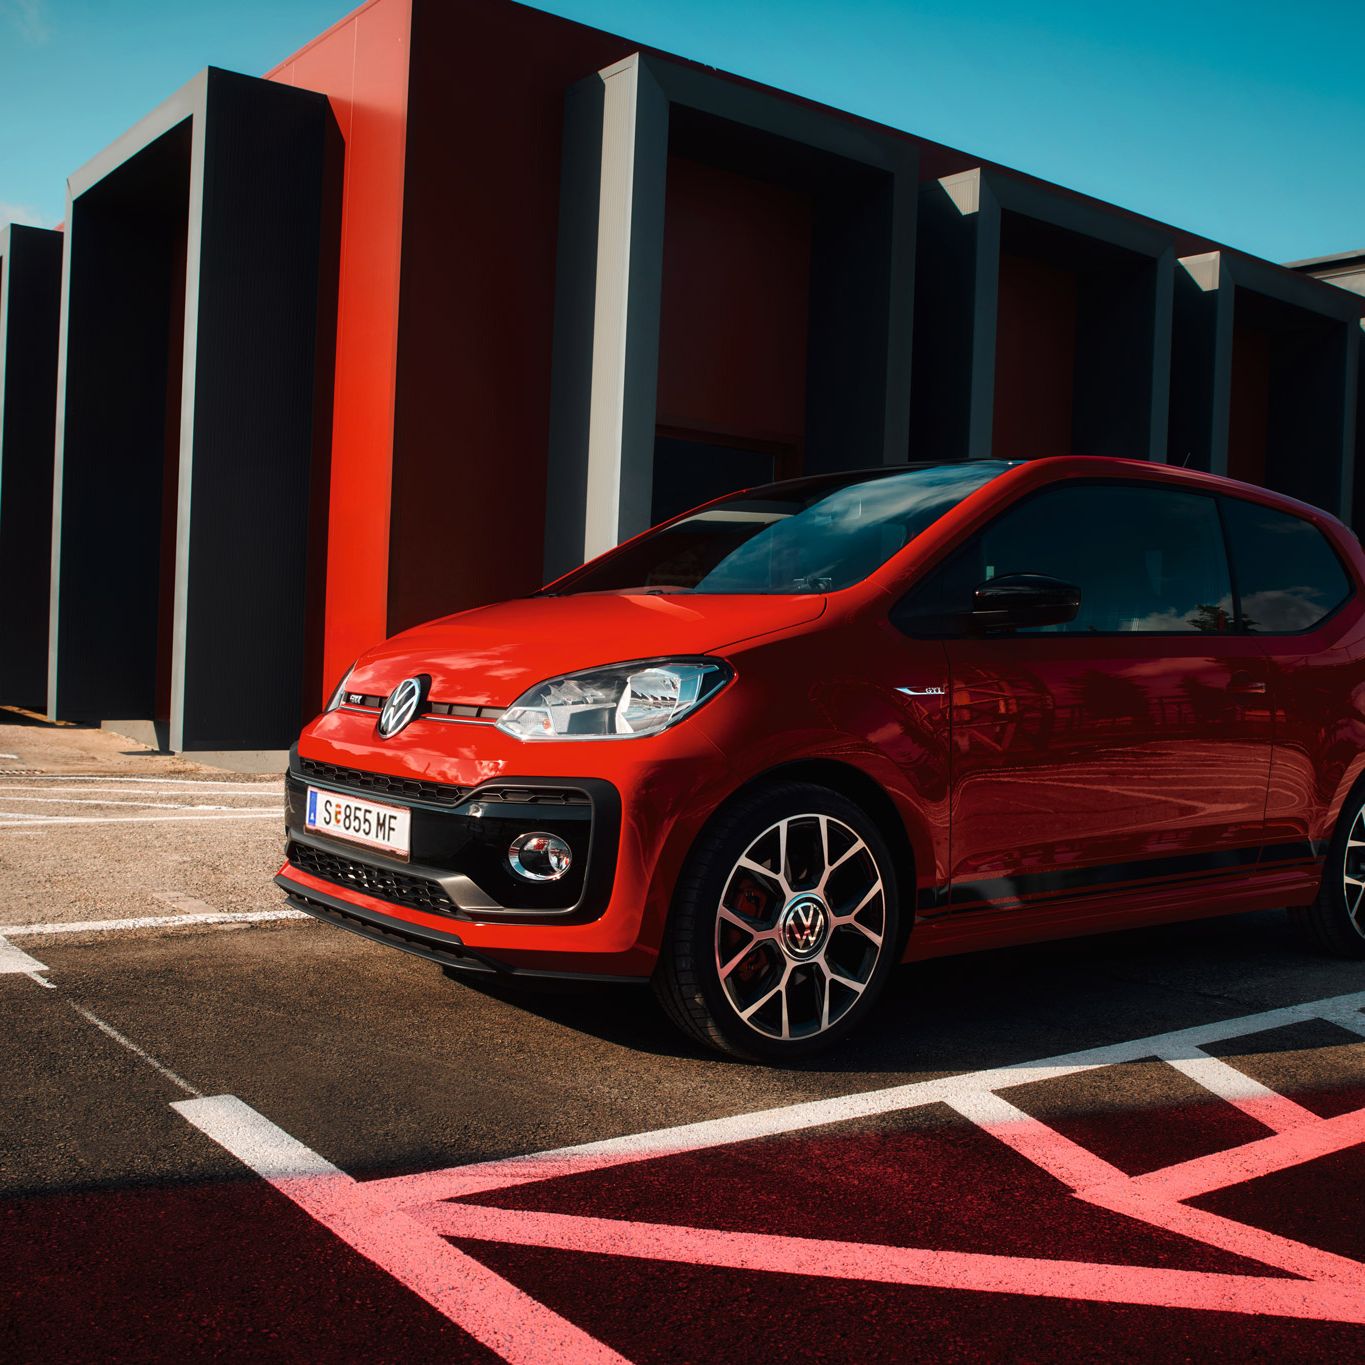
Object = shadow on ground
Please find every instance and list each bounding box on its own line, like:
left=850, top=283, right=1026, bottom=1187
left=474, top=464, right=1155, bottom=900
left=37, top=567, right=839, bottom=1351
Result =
left=451, top=907, right=1356, bottom=1075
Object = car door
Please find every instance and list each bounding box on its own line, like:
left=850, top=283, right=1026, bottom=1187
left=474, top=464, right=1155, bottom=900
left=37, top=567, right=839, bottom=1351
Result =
left=896, top=479, right=1274, bottom=915
left=1218, top=493, right=1360, bottom=866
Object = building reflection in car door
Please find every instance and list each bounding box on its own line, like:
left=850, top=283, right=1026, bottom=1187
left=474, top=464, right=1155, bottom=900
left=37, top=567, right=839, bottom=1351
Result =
left=942, top=639, right=1274, bottom=913
left=892, top=480, right=1277, bottom=917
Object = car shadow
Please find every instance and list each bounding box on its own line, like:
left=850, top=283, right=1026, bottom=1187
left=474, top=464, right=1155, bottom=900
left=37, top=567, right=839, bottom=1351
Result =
left=449, top=907, right=1361, bottom=1076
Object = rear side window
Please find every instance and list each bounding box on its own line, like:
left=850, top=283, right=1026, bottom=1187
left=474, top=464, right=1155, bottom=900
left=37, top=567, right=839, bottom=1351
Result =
left=897, top=483, right=1234, bottom=636
left=1220, top=498, right=1352, bottom=634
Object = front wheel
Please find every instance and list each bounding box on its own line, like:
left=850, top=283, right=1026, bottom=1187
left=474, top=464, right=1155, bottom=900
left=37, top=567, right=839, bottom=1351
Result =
left=1293, top=787, right=1365, bottom=958
left=653, top=782, right=901, bottom=1061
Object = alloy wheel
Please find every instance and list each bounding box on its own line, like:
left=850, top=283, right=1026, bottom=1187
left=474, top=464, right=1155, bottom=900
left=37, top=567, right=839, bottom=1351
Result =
left=1342, top=805, right=1365, bottom=940
left=714, top=813, right=886, bottom=1041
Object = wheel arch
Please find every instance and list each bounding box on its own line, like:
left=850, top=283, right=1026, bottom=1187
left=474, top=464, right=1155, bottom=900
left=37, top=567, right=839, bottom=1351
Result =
left=1323, top=750, right=1365, bottom=848
left=713, top=757, right=922, bottom=948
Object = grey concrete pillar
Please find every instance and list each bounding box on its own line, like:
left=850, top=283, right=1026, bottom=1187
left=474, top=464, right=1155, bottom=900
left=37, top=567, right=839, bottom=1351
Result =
left=911, top=170, right=1002, bottom=460
left=544, top=52, right=918, bottom=580
left=1171, top=252, right=1235, bottom=476
left=1172, top=250, right=1360, bottom=518
left=48, top=67, right=339, bottom=750
left=912, top=167, right=1174, bottom=464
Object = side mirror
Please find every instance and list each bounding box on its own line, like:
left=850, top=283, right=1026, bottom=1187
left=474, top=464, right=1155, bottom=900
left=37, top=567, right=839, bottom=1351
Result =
left=970, top=573, right=1080, bottom=633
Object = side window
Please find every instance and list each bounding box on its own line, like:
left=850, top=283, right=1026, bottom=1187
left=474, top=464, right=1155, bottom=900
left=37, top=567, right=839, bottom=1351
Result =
left=897, top=483, right=1234, bottom=636
left=1220, top=497, right=1352, bottom=634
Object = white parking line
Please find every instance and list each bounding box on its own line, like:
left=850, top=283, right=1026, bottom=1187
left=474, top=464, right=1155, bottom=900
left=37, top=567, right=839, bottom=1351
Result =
left=167, top=990, right=1365, bottom=1347
left=0, top=774, right=278, bottom=789
left=420, top=1200, right=1365, bottom=1325
left=1157, top=1047, right=1320, bottom=1132
left=44, top=977, right=1365, bottom=1355
left=0, top=783, right=275, bottom=797
left=1319, top=1004, right=1365, bottom=1039
left=0, top=934, right=49, bottom=976
left=363, top=991, right=1365, bottom=1207
left=0, top=909, right=307, bottom=937
left=70, top=1002, right=202, bottom=1096
left=0, top=811, right=283, bottom=828
left=0, top=795, right=276, bottom=811
left=173, top=1095, right=629, bottom=1365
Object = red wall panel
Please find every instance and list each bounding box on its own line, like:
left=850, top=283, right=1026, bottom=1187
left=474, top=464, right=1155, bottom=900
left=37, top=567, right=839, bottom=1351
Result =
left=383, top=0, right=636, bottom=636
left=267, top=0, right=412, bottom=701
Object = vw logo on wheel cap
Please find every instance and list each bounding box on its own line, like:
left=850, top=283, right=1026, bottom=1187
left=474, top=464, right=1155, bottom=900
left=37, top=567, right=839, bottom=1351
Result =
left=779, top=894, right=830, bottom=960
left=378, top=675, right=427, bottom=738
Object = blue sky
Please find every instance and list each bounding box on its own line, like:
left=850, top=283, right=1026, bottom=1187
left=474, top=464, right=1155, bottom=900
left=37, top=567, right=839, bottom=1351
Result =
left=1, top=0, right=1361, bottom=262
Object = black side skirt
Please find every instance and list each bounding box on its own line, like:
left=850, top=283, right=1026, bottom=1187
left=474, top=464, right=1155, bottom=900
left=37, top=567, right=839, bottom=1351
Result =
left=917, top=840, right=1322, bottom=914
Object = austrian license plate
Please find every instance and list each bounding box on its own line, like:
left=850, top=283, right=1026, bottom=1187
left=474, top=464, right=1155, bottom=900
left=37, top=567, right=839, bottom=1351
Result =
left=305, top=787, right=411, bottom=860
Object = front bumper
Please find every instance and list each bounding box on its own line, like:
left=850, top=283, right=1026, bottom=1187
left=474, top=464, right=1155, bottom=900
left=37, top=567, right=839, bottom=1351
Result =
left=283, top=760, right=621, bottom=923
left=275, top=875, right=644, bottom=982
left=277, top=706, right=734, bottom=977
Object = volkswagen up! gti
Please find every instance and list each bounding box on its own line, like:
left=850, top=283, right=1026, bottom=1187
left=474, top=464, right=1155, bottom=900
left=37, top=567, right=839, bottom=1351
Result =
left=279, top=457, right=1365, bottom=1061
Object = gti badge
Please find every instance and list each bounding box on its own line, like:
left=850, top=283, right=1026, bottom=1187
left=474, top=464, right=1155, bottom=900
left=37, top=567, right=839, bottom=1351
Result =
left=378, top=676, right=427, bottom=738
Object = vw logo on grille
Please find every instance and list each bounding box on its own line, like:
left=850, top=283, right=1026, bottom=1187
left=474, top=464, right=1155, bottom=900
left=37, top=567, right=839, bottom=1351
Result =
left=378, top=676, right=427, bottom=739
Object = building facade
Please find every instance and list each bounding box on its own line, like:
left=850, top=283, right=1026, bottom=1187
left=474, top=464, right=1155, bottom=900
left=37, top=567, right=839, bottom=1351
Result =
left=2, top=0, right=1362, bottom=750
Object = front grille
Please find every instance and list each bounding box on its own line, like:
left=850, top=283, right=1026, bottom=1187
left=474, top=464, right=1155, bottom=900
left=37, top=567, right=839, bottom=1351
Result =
left=476, top=785, right=591, bottom=806
left=297, top=757, right=467, bottom=806
left=287, top=841, right=455, bottom=914
left=429, top=701, right=504, bottom=719
left=342, top=692, right=501, bottom=719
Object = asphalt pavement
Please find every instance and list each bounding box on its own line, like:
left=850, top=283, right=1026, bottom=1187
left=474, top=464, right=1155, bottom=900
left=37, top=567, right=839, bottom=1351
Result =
left=2, top=711, right=1363, bottom=1362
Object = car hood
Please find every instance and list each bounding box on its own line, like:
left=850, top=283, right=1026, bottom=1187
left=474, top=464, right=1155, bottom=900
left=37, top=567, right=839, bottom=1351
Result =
left=348, top=592, right=827, bottom=706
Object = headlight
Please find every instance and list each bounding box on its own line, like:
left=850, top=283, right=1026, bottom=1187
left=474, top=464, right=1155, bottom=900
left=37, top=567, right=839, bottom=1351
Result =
left=497, top=659, right=731, bottom=740
left=325, top=662, right=357, bottom=712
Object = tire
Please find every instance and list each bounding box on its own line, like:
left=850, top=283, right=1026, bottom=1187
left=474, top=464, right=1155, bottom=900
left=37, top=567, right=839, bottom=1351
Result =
left=652, top=781, right=902, bottom=1062
left=1292, top=785, right=1365, bottom=959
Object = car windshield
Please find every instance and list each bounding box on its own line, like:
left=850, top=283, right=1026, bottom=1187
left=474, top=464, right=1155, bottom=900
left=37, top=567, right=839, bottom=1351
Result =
left=550, top=462, right=1015, bottom=595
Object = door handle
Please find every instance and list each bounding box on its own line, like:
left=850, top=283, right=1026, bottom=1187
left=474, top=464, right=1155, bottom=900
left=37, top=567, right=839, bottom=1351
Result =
left=1227, top=670, right=1267, bottom=694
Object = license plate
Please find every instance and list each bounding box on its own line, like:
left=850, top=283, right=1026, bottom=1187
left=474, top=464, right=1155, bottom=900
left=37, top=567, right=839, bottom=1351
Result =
left=305, top=787, right=411, bottom=860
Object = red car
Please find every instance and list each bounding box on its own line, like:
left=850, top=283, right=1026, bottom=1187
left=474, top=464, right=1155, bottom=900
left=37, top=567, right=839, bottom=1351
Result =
left=279, top=457, right=1365, bottom=1060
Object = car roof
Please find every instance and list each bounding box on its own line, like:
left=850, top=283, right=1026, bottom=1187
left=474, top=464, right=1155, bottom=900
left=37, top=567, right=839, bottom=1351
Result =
left=730, top=455, right=1346, bottom=532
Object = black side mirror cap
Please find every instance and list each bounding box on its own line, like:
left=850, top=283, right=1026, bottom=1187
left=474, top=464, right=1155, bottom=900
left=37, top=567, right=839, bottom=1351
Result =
left=970, top=573, right=1081, bottom=633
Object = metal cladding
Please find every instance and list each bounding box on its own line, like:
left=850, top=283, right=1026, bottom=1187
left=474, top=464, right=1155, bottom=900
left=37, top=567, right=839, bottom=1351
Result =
left=0, top=0, right=1361, bottom=750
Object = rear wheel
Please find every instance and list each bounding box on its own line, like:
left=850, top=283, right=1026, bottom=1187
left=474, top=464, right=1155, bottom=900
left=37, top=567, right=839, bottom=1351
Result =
left=1293, top=788, right=1365, bottom=958
left=653, top=781, right=901, bottom=1061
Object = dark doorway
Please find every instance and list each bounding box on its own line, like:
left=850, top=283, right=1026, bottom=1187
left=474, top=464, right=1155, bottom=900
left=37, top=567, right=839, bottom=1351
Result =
left=993, top=212, right=1161, bottom=461
left=650, top=433, right=798, bottom=525
left=0, top=227, right=63, bottom=711
left=1228, top=289, right=1350, bottom=514
left=52, top=120, right=192, bottom=724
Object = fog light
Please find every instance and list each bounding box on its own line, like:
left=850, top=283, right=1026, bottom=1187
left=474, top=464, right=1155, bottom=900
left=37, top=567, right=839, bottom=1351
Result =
left=508, top=831, right=572, bottom=882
